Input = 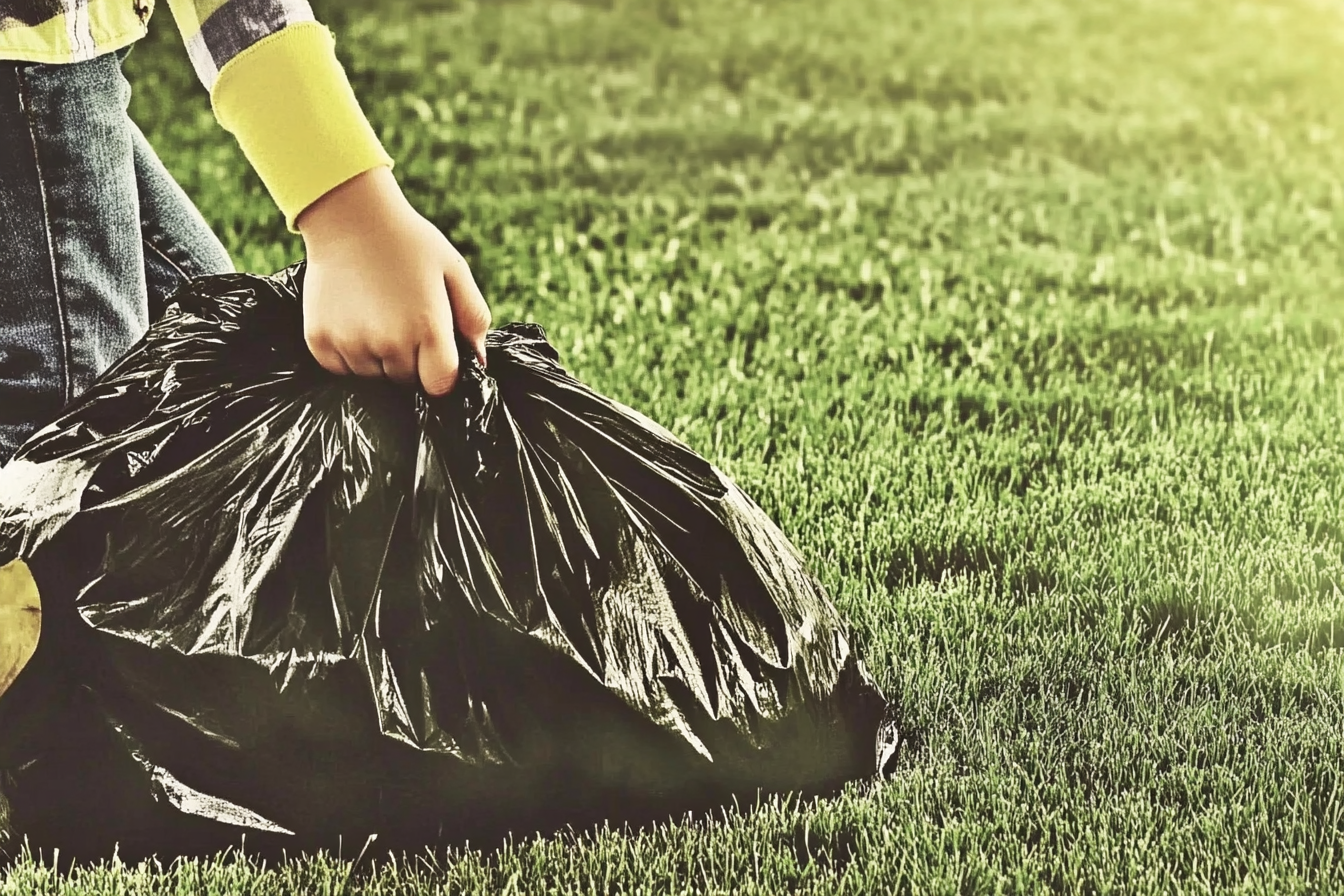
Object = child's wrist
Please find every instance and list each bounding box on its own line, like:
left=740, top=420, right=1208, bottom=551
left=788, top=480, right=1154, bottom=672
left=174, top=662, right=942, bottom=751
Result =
left=296, top=166, right=402, bottom=243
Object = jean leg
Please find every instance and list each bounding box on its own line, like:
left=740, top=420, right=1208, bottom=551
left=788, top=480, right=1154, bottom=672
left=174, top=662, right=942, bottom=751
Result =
left=132, top=119, right=235, bottom=319
left=0, top=52, right=146, bottom=463
left=0, top=50, right=235, bottom=464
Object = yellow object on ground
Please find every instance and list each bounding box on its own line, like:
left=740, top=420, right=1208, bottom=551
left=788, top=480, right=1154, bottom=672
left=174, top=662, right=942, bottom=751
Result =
left=0, top=560, right=40, bottom=701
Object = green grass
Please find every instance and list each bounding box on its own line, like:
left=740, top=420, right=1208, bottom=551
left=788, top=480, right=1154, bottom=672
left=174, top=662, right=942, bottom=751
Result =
left=6, top=0, right=1344, bottom=891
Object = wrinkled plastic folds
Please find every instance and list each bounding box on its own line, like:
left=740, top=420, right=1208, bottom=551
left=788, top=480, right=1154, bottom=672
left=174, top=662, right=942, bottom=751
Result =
left=0, top=263, right=896, bottom=861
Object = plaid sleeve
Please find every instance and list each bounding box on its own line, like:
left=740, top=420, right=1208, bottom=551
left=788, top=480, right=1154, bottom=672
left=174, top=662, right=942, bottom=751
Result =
left=165, top=0, right=317, bottom=92
left=164, top=0, right=395, bottom=234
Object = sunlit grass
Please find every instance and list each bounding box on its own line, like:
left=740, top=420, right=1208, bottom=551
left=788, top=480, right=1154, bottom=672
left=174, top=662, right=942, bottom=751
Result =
left=4, top=0, right=1344, bottom=891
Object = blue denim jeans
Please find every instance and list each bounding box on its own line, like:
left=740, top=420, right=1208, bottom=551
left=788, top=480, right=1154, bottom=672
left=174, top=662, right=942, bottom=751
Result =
left=0, top=45, right=235, bottom=463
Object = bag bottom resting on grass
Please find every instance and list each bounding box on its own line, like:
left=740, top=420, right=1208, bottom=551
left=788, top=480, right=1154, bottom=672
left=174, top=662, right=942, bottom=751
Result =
left=0, top=263, right=897, bottom=861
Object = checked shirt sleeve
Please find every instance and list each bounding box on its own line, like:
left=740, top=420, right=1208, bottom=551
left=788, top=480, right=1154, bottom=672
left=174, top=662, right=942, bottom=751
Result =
left=163, top=0, right=395, bottom=233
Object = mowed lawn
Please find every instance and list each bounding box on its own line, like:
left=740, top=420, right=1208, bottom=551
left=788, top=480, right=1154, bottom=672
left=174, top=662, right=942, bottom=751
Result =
left=6, top=0, right=1344, bottom=892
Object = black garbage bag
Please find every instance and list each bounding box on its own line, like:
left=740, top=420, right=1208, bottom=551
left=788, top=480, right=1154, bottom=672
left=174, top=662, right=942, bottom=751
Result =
left=0, top=262, right=898, bottom=863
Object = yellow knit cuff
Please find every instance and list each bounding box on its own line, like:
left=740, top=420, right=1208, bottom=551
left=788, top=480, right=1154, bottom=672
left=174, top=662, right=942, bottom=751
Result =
left=210, top=22, right=395, bottom=234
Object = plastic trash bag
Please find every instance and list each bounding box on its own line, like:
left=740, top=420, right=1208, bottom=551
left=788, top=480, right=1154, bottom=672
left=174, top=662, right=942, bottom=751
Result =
left=0, top=262, right=898, bottom=863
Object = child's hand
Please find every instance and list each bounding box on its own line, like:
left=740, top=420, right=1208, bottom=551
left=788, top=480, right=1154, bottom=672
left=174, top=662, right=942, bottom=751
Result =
left=296, top=166, right=491, bottom=396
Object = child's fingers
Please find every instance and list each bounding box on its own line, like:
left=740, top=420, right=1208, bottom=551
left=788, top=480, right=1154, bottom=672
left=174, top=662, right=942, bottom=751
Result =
left=378, top=347, right=419, bottom=386
left=418, top=311, right=462, bottom=397
left=306, top=332, right=355, bottom=376
left=341, top=350, right=384, bottom=379
left=443, top=253, right=491, bottom=367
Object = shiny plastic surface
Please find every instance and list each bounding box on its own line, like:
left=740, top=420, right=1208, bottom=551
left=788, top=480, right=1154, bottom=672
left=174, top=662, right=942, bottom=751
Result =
left=0, top=263, right=896, bottom=861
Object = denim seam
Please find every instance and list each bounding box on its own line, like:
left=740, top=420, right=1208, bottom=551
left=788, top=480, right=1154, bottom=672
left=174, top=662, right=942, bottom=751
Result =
left=142, top=230, right=193, bottom=282
left=16, top=67, right=74, bottom=406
